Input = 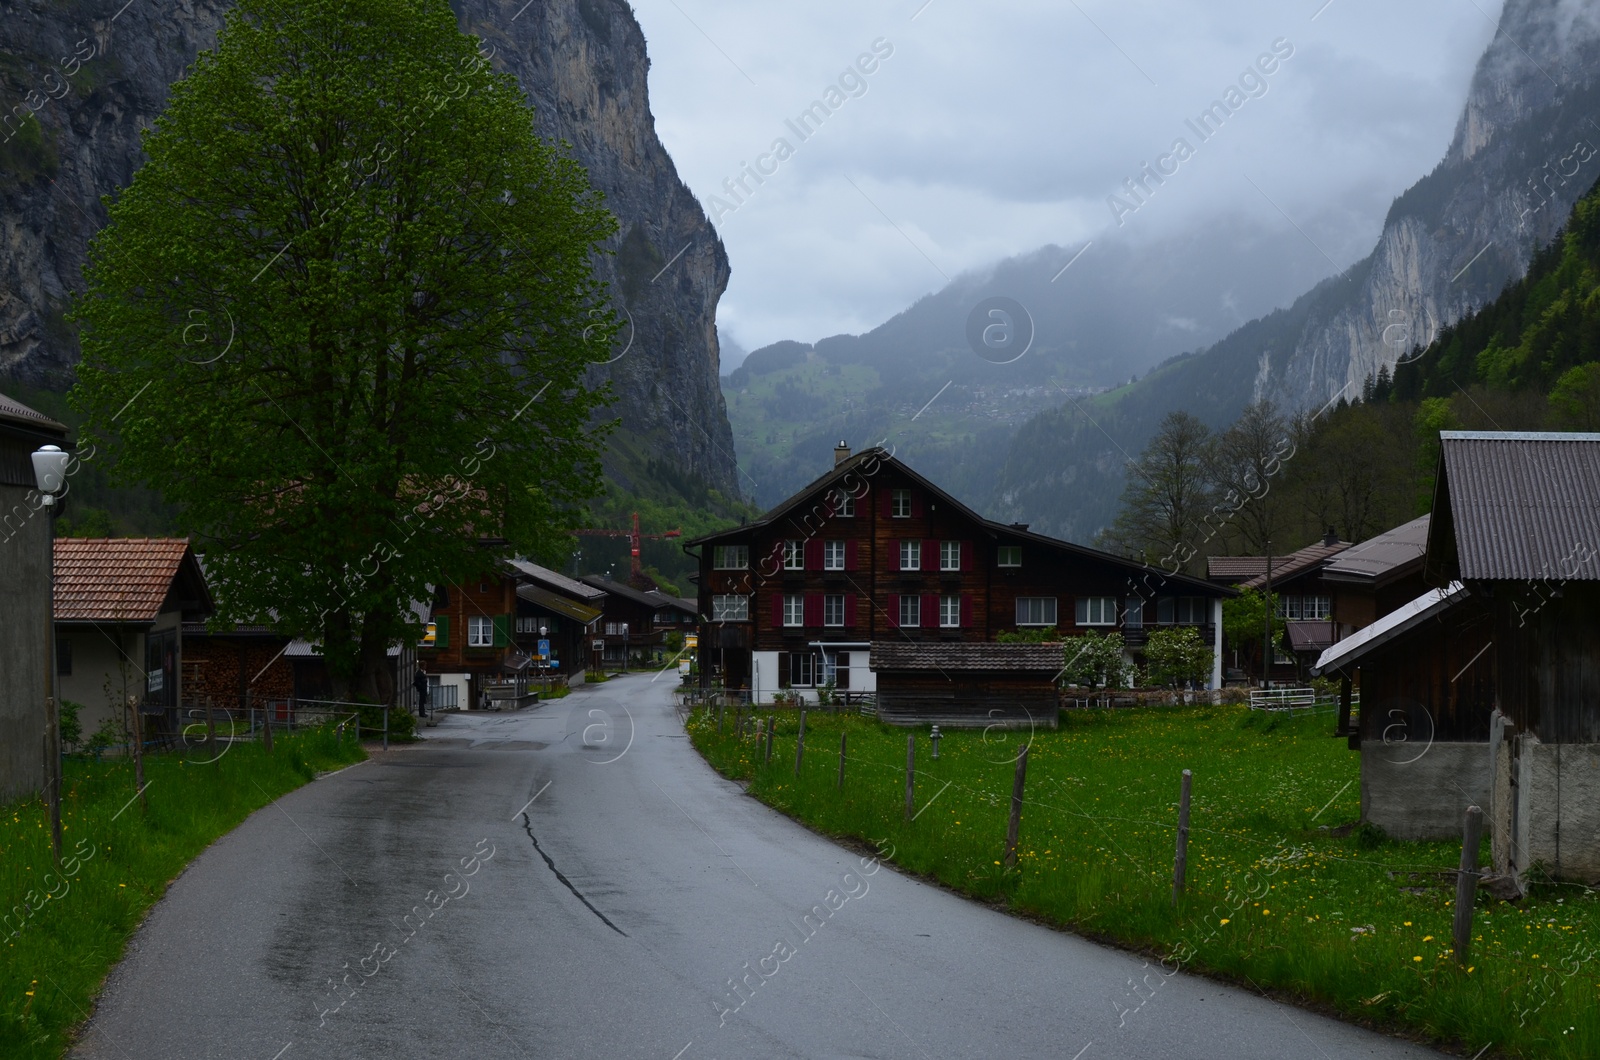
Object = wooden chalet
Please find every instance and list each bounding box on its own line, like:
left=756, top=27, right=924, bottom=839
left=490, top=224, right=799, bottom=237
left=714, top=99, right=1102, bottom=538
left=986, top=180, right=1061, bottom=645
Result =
left=578, top=575, right=698, bottom=666
left=1, top=392, right=68, bottom=800
left=686, top=443, right=1229, bottom=714
left=1320, top=514, right=1430, bottom=641
left=1318, top=432, right=1600, bottom=882
left=1208, top=534, right=1349, bottom=682
left=871, top=643, right=1062, bottom=727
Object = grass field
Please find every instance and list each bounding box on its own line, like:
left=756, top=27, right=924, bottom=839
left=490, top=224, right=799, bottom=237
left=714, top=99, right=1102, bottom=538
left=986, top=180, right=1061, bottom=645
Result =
left=1, top=727, right=365, bottom=1059
left=688, top=703, right=1600, bottom=1058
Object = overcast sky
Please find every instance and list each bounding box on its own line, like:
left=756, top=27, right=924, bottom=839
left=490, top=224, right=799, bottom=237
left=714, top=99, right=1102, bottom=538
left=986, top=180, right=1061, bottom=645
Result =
left=627, top=0, right=1505, bottom=356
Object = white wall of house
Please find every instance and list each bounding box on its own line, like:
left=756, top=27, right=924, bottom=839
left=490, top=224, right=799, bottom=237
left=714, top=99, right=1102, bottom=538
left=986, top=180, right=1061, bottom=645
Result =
left=430, top=673, right=470, bottom=711
left=752, top=649, right=875, bottom=704
left=57, top=624, right=144, bottom=748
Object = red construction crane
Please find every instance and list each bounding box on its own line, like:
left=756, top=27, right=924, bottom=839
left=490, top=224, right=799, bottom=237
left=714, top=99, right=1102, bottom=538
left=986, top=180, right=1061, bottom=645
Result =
left=573, top=512, right=682, bottom=582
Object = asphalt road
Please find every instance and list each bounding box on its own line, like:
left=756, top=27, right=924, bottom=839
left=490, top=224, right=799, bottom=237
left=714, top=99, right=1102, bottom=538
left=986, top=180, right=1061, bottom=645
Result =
left=71, top=673, right=1450, bottom=1060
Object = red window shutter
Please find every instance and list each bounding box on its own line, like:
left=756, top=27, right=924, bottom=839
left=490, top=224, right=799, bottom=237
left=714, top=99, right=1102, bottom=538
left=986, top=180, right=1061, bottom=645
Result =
left=922, top=594, right=938, bottom=628
left=845, top=594, right=858, bottom=628
left=805, top=538, right=824, bottom=570
left=880, top=489, right=894, bottom=518
left=771, top=593, right=784, bottom=627
left=924, top=539, right=939, bottom=570
left=961, top=540, right=972, bottom=572
left=886, top=593, right=900, bottom=629
left=804, top=593, right=823, bottom=627
left=845, top=540, right=859, bottom=571
left=960, top=594, right=973, bottom=627
left=889, top=539, right=901, bottom=571
left=911, top=492, right=924, bottom=517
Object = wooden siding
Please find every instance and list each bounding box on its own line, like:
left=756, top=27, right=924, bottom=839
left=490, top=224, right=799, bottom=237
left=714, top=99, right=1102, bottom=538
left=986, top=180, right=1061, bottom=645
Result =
left=1494, top=582, right=1600, bottom=743
left=1356, top=593, right=1496, bottom=744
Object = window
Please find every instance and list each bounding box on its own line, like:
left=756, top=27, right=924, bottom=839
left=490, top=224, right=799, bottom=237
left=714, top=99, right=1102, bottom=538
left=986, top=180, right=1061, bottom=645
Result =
left=468, top=615, right=494, bottom=647
left=899, top=540, right=922, bottom=571
left=831, top=490, right=855, bottom=517
left=940, top=596, right=961, bottom=628
left=517, top=617, right=545, bottom=634
left=711, top=595, right=749, bottom=621
left=790, top=652, right=817, bottom=687
left=1074, top=596, right=1114, bottom=626
left=891, top=489, right=912, bottom=518
left=56, top=636, right=70, bottom=676
left=1018, top=597, right=1059, bottom=626
left=997, top=545, right=1022, bottom=567
left=899, top=595, right=922, bottom=628
left=1157, top=597, right=1208, bottom=624
left=940, top=541, right=961, bottom=571
left=823, top=540, right=845, bottom=570
left=783, top=595, right=804, bottom=627
left=824, top=594, right=845, bottom=627
left=713, top=545, right=749, bottom=569
left=1277, top=595, right=1330, bottom=620
left=783, top=540, right=804, bottom=570
left=604, top=621, right=629, bottom=636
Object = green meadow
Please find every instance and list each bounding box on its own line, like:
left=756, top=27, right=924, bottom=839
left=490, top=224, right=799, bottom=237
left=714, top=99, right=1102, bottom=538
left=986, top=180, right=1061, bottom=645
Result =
left=688, top=703, right=1600, bottom=1058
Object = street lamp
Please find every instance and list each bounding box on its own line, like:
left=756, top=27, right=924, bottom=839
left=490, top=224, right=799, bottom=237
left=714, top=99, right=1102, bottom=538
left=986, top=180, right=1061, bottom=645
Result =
left=539, top=625, right=549, bottom=692
left=32, top=444, right=70, bottom=864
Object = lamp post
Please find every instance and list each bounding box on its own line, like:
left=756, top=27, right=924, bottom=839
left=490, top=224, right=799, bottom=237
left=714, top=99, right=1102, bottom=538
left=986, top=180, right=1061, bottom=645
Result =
left=539, top=625, right=549, bottom=693
left=929, top=725, right=942, bottom=760
left=32, top=444, right=70, bottom=865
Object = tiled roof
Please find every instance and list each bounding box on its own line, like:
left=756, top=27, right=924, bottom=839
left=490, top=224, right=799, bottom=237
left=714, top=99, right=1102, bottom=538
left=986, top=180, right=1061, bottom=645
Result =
left=1322, top=515, right=1429, bottom=583
left=1235, top=540, right=1349, bottom=591
left=0, top=391, right=67, bottom=431
left=1207, top=556, right=1269, bottom=581
left=54, top=538, right=192, bottom=622
left=870, top=642, right=1063, bottom=672
left=1435, top=432, right=1600, bottom=581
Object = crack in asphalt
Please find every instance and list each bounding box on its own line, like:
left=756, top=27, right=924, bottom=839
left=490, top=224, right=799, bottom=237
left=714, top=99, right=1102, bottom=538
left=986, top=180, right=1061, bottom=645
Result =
left=519, top=811, right=628, bottom=937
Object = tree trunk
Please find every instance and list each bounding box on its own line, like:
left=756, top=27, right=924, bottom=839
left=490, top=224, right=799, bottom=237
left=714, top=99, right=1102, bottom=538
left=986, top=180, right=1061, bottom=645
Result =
left=355, top=609, right=396, bottom=705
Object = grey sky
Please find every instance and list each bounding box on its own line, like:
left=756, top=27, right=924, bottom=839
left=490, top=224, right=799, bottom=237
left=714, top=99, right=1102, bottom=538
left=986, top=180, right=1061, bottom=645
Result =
left=628, top=0, right=1504, bottom=354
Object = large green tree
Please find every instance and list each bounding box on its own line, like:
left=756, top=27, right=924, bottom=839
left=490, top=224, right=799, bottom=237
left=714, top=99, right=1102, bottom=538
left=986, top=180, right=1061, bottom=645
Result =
left=72, top=0, right=618, bottom=700
left=1100, top=410, right=1213, bottom=573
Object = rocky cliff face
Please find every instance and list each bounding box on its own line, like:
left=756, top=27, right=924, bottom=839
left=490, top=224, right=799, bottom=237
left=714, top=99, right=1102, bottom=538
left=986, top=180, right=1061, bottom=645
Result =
left=1261, top=0, right=1600, bottom=409
left=0, top=0, right=739, bottom=496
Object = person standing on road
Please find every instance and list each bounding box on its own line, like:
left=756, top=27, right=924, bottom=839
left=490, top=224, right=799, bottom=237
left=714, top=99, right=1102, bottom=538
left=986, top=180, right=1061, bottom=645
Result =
left=413, top=665, right=429, bottom=719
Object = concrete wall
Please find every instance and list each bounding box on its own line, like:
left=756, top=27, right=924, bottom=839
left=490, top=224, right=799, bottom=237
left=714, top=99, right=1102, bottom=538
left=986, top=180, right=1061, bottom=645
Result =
left=58, top=625, right=144, bottom=746
left=1495, top=735, right=1600, bottom=882
left=1360, top=741, right=1491, bottom=841
left=0, top=482, right=49, bottom=803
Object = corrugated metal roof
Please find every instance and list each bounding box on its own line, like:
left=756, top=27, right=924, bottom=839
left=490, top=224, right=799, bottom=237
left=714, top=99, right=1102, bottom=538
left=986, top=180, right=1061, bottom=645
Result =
left=504, top=558, right=606, bottom=600
left=1439, top=432, right=1600, bottom=580
left=1313, top=582, right=1467, bottom=675
left=54, top=538, right=192, bottom=622
left=1322, top=515, right=1429, bottom=583
left=870, top=642, right=1062, bottom=672
left=0, top=391, right=67, bottom=431
left=516, top=583, right=602, bottom=624
left=1234, top=540, right=1349, bottom=591
left=1286, top=620, right=1335, bottom=652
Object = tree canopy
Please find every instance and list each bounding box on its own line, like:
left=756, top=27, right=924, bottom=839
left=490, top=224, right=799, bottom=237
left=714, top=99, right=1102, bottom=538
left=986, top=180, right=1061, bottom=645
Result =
left=71, top=0, right=619, bottom=699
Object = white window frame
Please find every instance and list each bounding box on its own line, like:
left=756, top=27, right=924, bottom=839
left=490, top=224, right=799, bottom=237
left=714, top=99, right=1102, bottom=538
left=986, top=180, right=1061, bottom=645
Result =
left=790, top=652, right=817, bottom=687
left=891, top=489, right=912, bottom=518
left=832, top=490, right=855, bottom=517
left=782, top=540, right=804, bottom=570
left=1016, top=597, right=1058, bottom=627
left=1075, top=596, right=1115, bottom=626
left=823, top=594, right=845, bottom=628
left=898, top=595, right=921, bottom=628
left=997, top=545, right=1022, bottom=568
left=468, top=615, right=494, bottom=647
left=940, top=595, right=961, bottom=628
left=940, top=541, right=961, bottom=571
left=783, top=594, right=804, bottom=627
left=823, top=540, right=845, bottom=571
left=899, top=539, right=922, bottom=572
left=711, top=595, right=749, bottom=622
left=713, top=545, right=749, bottom=570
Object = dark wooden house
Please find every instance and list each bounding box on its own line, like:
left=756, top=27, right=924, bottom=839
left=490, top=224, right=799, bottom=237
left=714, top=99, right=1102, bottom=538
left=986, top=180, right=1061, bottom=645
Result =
left=1208, top=535, right=1348, bottom=682
left=871, top=642, right=1062, bottom=727
left=578, top=576, right=697, bottom=667
left=686, top=444, right=1228, bottom=709
left=1319, top=432, right=1600, bottom=882
left=1320, top=514, right=1430, bottom=640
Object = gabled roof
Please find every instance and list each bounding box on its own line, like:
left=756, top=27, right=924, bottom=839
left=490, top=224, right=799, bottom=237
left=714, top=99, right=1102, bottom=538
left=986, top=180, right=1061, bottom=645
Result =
left=1429, top=432, right=1600, bottom=582
left=1312, top=582, right=1468, bottom=676
left=649, top=592, right=698, bottom=616
left=0, top=391, right=68, bottom=434
left=55, top=538, right=212, bottom=623
left=1228, top=540, right=1349, bottom=592
left=871, top=641, right=1064, bottom=673
left=577, top=574, right=671, bottom=609
left=504, top=558, right=607, bottom=600
left=1321, top=515, right=1429, bottom=586
left=516, top=583, right=602, bottom=625
left=688, top=446, right=1228, bottom=597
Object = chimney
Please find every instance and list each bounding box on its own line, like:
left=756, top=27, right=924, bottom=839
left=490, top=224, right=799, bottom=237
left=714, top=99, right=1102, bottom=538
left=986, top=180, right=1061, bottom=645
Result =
left=1323, top=527, right=1339, bottom=547
left=834, top=440, right=851, bottom=466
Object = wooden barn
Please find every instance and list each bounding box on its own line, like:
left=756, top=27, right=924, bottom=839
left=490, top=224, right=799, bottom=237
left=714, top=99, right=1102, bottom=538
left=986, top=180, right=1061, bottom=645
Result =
left=1319, top=432, right=1600, bottom=883
left=869, top=642, right=1062, bottom=727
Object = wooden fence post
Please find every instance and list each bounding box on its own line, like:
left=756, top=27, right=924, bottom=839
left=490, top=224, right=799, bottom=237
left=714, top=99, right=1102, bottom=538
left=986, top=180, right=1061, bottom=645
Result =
left=204, top=698, right=217, bottom=761
left=128, top=697, right=147, bottom=812
left=717, top=699, right=725, bottom=735
left=794, top=710, right=807, bottom=775
left=1453, top=805, right=1485, bottom=965
left=904, top=735, right=916, bottom=821
left=1003, top=746, right=1029, bottom=867
left=1173, top=768, right=1192, bottom=904
left=765, top=716, right=774, bottom=765
left=260, top=694, right=273, bottom=753
left=838, top=733, right=847, bottom=790
left=1335, top=675, right=1354, bottom=736
left=735, top=704, right=743, bottom=739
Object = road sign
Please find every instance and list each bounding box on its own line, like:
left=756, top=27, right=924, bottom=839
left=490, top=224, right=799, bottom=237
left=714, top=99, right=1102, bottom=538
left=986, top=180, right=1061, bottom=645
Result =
left=537, top=639, right=550, bottom=658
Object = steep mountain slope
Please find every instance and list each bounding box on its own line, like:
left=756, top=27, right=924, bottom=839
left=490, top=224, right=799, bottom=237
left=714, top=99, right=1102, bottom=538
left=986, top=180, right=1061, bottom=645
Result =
left=992, top=0, right=1600, bottom=542
left=0, top=0, right=738, bottom=496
